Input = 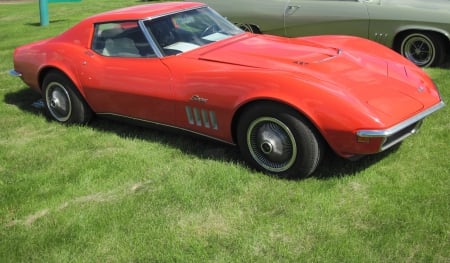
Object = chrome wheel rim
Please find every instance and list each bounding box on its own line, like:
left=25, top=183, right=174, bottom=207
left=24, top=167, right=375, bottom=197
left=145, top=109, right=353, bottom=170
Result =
left=45, top=82, right=72, bottom=122
left=247, top=117, right=297, bottom=172
left=402, top=34, right=435, bottom=67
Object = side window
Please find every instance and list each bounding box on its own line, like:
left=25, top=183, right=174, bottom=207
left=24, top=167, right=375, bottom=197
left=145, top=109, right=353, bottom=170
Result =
left=92, top=21, right=156, bottom=58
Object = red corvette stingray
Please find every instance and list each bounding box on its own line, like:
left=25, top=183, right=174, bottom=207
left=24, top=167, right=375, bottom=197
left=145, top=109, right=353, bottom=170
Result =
left=10, top=2, right=444, bottom=177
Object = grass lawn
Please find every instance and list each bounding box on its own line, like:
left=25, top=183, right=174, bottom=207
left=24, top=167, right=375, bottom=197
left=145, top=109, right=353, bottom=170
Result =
left=1, top=0, right=449, bottom=262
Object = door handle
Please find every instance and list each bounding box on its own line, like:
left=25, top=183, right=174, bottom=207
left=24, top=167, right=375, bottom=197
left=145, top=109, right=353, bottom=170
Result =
left=285, top=5, right=300, bottom=16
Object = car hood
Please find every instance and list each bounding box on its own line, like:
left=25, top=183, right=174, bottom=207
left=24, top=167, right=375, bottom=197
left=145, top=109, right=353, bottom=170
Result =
left=200, top=34, right=343, bottom=71
left=199, top=34, right=438, bottom=121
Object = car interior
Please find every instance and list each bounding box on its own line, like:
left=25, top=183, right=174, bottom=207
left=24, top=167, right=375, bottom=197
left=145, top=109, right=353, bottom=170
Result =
left=92, top=23, right=156, bottom=58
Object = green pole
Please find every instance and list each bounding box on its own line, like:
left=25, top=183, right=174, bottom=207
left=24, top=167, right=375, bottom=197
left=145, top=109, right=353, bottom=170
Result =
left=39, top=0, right=49, bottom=26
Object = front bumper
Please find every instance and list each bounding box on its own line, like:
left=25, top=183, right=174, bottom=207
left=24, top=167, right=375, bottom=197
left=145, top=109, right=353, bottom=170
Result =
left=357, top=101, right=445, bottom=152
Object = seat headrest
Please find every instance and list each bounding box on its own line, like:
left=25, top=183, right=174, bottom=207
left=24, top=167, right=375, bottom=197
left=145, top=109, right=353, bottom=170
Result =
left=100, top=28, right=124, bottom=39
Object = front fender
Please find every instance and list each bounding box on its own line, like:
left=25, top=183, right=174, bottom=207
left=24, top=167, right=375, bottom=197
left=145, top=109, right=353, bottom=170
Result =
left=229, top=70, right=381, bottom=154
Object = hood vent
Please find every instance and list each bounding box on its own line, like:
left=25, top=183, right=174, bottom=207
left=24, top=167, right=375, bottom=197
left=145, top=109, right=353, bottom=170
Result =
left=294, top=48, right=342, bottom=65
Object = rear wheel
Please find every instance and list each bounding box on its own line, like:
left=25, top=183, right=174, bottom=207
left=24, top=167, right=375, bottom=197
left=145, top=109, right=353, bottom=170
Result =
left=42, top=71, right=92, bottom=124
left=237, top=103, right=323, bottom=178
left=398, top=31, right=446, bottom=67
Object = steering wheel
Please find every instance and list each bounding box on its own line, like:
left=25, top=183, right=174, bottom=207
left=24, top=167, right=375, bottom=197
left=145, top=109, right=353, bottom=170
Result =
left=200, top=24, right=219, bottom=37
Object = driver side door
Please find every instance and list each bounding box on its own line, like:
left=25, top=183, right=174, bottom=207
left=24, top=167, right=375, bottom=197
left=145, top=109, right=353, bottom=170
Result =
left=78, top=21, right=175, bottom=125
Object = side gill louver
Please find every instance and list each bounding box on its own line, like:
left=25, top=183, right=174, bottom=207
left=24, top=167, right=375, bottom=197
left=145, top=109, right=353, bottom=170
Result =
left=185, top=106, right=219, bottom=130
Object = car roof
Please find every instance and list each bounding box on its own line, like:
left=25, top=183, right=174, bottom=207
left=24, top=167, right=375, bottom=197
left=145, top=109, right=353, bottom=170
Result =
left=86, top=1, right=206, bottom=23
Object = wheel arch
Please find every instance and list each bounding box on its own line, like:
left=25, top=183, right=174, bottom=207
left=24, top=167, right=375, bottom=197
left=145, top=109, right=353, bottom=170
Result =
left=231, top=99, right=326, bottom=147
left=38, top=66, right=85, bottom=97
left=38, top=66, right=93, bottom=112
left=393, top=28, right=450, bottom=51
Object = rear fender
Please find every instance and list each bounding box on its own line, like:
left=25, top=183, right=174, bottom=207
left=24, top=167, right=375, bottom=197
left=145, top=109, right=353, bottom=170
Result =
left=37, top=44, right=87, bottom=98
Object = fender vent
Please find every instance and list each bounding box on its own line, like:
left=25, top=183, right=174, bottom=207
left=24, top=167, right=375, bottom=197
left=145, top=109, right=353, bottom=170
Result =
left=185, top=106, right=218, bottom=130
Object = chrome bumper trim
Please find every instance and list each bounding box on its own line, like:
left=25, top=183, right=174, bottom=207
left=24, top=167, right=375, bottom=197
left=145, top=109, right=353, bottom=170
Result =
left=9, top=69, right=22, bottom=77
left=357, top=101, right=445, bottom=151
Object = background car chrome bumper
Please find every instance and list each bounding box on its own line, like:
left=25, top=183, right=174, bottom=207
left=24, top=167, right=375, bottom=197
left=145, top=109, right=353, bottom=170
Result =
left=357, top=101, right=445, bottom=152
left=9, top=69, right=22, bottom=77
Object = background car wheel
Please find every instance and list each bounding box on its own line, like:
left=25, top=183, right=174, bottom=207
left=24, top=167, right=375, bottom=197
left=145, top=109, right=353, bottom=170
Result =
left=237, top=103, right=324, bottom=178
left=236, top=23, right=261, bottom=34
left=398, top=31, right=446, bottom=67
left=43, top=71, right=92, bottom=124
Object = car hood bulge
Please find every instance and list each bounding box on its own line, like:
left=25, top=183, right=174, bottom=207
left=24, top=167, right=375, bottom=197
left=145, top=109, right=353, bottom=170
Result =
left=200, top=34, right=343, bottom=70
left=199, top=34, right=438, bottom=121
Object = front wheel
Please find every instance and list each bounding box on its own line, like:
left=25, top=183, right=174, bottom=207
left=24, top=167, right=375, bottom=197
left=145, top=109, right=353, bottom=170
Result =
left=398, top=32, right=447, bottom=67
left=237, top=103, right=324, bottom=178
left=42, top=71, right=92, bottom=124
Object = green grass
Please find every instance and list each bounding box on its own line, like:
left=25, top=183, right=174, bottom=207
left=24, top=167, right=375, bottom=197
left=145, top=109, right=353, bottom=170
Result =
left=1, top=1, right=449, bottom=262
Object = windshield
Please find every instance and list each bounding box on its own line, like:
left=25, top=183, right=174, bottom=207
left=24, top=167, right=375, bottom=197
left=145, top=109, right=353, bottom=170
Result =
left=143, top=7, right=243, bottom=56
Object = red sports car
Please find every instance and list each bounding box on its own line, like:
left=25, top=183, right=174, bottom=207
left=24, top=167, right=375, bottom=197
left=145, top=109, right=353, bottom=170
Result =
left=10, top=2, right=444, bottom=178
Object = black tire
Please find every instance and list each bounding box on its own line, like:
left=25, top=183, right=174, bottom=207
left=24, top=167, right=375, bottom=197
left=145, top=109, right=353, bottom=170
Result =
left=398, top=31, right=447, bottom=67
left=237, top=23, right=261, bottom=34
left=237, top=102, right=324, bottom=178
left=42, top=71, right=92, bottom=124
